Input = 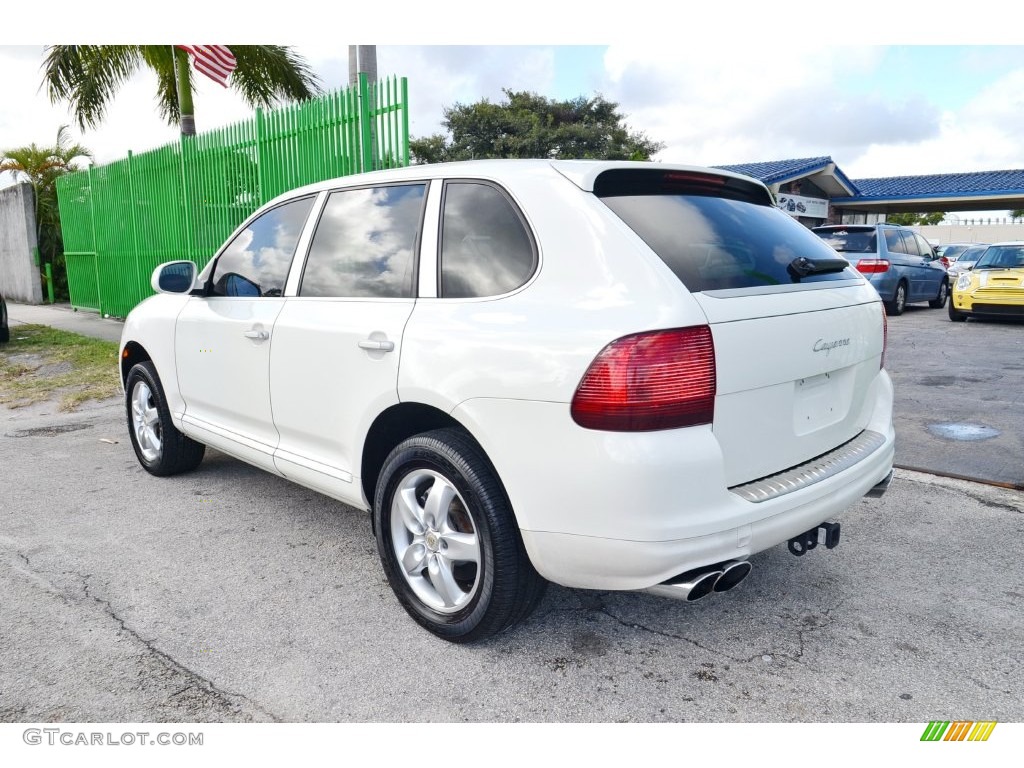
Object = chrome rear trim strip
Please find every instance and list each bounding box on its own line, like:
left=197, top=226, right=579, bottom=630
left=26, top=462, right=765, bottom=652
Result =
left=728, top=429, right=886, bottom=503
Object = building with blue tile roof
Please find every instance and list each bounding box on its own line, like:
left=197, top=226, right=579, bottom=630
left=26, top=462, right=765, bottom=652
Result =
left=714, top=156, right=1024, bottom=227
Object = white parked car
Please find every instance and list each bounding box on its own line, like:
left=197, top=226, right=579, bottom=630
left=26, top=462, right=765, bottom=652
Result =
left=120, top=160, right=895, bottom=642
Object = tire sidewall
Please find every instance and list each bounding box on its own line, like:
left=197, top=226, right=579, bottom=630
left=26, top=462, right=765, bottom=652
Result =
left=374, top=438, right=499, bottom=639
left=125, top=362, right=169, bottom=474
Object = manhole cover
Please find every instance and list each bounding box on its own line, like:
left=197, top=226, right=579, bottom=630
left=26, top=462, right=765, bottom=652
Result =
left=8, top=423, right=93, bottom=438
left=927, top=423, right=1000, bottom=441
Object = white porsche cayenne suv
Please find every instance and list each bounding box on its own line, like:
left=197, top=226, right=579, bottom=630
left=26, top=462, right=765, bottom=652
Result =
left=120, top=160, right=895, bottom=642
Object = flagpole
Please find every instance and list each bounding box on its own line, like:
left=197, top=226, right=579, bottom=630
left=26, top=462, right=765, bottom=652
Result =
left=171, top=46, right=197, bottom=136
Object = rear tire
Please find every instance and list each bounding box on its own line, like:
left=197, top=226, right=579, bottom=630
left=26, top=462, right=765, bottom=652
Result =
left=126, top=361, right=205, bottom=476
left=929, top=280, right=948, bottom=308
left=885, top=281, right=908, bottom=316
left=373, top=428, right=547, bottom=643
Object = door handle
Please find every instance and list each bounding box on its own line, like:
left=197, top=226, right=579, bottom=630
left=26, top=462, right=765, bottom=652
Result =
left=243, top=330, right=269, bottom=341
left=358, top=339, right=395, bottom=352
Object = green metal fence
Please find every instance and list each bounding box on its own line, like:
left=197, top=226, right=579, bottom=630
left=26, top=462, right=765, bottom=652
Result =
left=57, top=74, right=409, bottom=317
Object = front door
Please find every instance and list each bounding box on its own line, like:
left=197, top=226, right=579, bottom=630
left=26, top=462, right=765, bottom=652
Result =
left=175, top=196, right=316, bottom=472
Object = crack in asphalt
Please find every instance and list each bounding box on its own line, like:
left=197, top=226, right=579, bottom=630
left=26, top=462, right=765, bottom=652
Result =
left=75, top=573, right=281, bottom=723
left=960, top=492, right=1022, bottom=514
left=561, top=592, right=846, bottom=669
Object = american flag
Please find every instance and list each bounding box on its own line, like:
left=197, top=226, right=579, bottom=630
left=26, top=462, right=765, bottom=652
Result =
left=176, top=45, right=237, bottom=88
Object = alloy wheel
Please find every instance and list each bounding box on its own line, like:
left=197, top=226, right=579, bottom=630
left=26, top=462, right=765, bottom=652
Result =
left=389, top=469, right=481, bottom=614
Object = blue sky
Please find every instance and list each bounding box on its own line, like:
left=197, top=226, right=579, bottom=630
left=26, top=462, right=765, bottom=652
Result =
left=3, top=6, right=1024, bottom=206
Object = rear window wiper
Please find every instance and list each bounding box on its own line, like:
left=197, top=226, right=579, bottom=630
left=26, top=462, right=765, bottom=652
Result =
left=787, top=256, right=850, bottom=281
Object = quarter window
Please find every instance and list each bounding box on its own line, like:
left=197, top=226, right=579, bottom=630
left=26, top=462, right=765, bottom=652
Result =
left=440, top=182, right=536, bottom=298
left=210, top=197, right=315, bottom=297
left=884, top=229, right=911, bottom=256
left=299, top=184, right=426, bottom=298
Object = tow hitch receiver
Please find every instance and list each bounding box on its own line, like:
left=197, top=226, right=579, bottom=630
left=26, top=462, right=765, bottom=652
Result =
left=788, top=521, right=841, bottom=556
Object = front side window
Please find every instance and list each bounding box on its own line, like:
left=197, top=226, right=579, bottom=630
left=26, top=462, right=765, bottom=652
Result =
left=440, top=182, right=536, bottom=298
left=913, top=233, right=935, bottom=258
left=299, top=184, right=426, bottom=298
left=210, top=196, right=315, bottom=297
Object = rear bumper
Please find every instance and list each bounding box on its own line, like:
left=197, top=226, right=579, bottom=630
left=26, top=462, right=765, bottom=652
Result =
left=453, top=370, right=895, bottom=591
left=519, top=433, right=894, bottom=590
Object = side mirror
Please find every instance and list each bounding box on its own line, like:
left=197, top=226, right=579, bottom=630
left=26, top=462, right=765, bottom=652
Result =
left=151, top=261, right=197, bottom=295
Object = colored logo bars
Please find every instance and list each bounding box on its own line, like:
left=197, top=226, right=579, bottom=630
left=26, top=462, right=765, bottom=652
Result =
left=921, top=721, right=997, bottom=741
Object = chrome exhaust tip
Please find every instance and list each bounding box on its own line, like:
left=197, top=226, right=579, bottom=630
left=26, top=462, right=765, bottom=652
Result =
left=643, top=569, right=723, bottom=602
left=713, top=560, right=752, bottom=592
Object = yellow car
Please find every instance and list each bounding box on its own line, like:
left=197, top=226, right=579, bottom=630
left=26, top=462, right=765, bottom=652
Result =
left=949, top=241, right=1024, bottom=321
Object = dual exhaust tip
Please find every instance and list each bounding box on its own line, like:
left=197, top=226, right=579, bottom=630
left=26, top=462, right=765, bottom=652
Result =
left=643, top=560, right=752, bottom=602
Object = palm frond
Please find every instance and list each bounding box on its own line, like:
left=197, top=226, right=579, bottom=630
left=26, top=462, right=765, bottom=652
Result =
left=42, top=45, right=144, bottom=130
left=227, top=45, right=321, bottom=108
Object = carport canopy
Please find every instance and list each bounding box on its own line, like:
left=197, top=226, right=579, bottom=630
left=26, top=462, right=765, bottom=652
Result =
left=716, top=157, right=1024, bottom=215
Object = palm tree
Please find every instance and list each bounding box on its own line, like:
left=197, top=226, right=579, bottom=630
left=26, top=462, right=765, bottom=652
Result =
left=42, top=45, right=321, bottom=136
left=1, top=126, right=93, bottom=300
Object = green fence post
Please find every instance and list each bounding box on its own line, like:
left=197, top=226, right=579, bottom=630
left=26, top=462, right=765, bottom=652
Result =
left=87, top=165, right=103, bottom=314
left=44, top=263, right=55, bottom=304
left=178, top=136, right=195, bottom=262
left=127, top=150, right=144, bottom=313
left=255, top=107, right=267, bottom=205
left=401, top=77, right=410, bottom=167
left=358, top=73, right=372, bottom=173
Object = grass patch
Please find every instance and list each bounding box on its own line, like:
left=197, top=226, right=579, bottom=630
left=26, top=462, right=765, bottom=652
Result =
left=0, top=324, right=120, bottom=411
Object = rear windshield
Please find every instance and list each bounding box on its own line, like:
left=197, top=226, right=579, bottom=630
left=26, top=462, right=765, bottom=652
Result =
left=813, top=229, right=878, bottom=253
left=598, top=193, right=859, bottom=292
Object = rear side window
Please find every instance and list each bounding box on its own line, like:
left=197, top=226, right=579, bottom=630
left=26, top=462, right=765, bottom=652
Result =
left=299, top=184, right=426, bottom=298
left=440, top=182, right=536, bottom=298
left=600, top=190, right=858, bottom=293
left=885, top=229, right=911, bottom=255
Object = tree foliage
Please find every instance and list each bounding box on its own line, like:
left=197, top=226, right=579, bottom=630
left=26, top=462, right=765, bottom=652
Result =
left=1, top=127, right=93, bottom=300
left=410, top=90, right=664, bottom=164
left=886, top=212, right=946, bottom=226
left=41, top=45, right=321, bottom=134
left=1009, top=209, right=1024, bottom=220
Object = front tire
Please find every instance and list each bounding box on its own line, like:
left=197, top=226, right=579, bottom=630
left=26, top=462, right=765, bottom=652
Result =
left=125, top=361, right=205, bottom=476
left=373, top=428, right=547, bottom=643
left=885, top=281, right=908, bottom=316
left=948, top=299, right=968, bottom=322
left=929, top=280, right=948, bottom=308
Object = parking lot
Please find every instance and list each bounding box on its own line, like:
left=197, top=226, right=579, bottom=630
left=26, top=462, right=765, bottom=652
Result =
left=1, top=306, right=1022, bottom=723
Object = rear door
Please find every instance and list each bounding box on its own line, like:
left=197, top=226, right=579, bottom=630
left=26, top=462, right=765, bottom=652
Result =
left=595, top=170, right=885, bottom=487
left=268, top=182, right=427, bottom=505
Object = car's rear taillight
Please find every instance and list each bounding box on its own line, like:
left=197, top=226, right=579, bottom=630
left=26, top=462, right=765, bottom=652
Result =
left=571, top=326, right=716, bottom=431
left=857, top=259, right=891, bottom=274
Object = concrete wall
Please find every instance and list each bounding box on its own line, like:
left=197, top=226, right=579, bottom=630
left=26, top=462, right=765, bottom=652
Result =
left=916, top=223, right=1024, bottom=246
left=0, top=182, right=43, bottom=304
